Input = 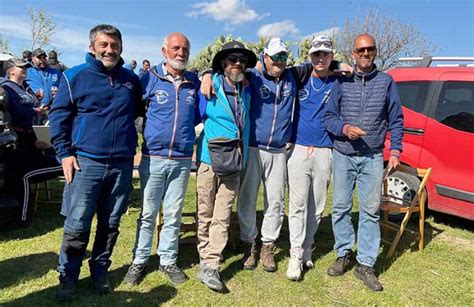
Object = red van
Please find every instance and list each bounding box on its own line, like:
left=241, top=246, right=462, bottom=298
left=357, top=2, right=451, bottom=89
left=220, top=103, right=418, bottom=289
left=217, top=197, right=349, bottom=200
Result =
left=384, top=57, right=474, bottom=220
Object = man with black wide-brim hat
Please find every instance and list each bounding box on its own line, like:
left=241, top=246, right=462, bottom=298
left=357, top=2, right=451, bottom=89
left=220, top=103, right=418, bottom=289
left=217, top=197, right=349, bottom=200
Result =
left=196, top=40, right=256, bottom=292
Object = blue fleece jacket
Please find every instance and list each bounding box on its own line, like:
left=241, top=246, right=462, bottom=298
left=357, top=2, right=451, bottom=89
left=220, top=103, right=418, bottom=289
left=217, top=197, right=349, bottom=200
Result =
left=323, top=66, right=403, bottom=155
left=49, top=53, right=143, bottom=159
left=1, top=80, right=40, bottom=130
left=247, top=53, right=297, bottom=150
left=140, top=63, right=201, bottom=158
left=26, top=65, right=61, bottom=106
left=197, top=73, right=251, bottom=165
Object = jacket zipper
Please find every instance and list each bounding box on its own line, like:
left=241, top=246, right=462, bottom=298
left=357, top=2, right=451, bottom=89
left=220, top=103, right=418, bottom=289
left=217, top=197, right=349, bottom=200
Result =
left=168, top=80, right=192, bottom=158
left=110, top=75, right=117, bottom=157
left=267, top=79, right=280, bottom=150
left=359, top=75, right=366, bottom=127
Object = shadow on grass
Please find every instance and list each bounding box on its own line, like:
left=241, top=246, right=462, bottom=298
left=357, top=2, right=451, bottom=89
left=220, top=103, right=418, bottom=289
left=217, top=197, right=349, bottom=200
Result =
left=0, top=252, right=57, bottom=289
left=3, top=264, right=178, bottom=306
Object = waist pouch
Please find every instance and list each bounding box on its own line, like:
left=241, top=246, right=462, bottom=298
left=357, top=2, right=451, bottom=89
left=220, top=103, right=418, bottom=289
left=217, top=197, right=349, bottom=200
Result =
left=207, top=137, right=242, bottom=178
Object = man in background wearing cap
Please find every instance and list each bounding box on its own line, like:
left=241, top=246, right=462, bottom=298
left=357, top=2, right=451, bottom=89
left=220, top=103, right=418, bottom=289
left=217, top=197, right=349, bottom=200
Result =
left=48, top=50, right=67, bottom=72
left=286, top=35, right=339, bottom=281
left=22, top=50, right=32, bottom=63
left=323, top=33, right=403, bottom=291
left=196, top=40, right=256, bottom=291
left=27, top=48, right=61, bottom=108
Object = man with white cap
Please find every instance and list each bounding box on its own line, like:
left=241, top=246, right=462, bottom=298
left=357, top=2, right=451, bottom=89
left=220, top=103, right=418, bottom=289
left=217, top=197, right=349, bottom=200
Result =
left=286, top=34, right=339, bottom=280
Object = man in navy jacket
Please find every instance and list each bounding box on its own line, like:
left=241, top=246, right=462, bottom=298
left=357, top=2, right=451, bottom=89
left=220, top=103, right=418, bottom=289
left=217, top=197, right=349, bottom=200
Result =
left=49, top=24, right=143, bottom=300
left=323, top=33, right=403, bottom=292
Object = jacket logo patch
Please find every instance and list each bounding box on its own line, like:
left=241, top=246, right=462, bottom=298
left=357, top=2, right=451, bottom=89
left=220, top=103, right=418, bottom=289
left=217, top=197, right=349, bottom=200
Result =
left=52, top=74, right=58, bottom=82
left=155, top=90, right=169, bottom=104
left=259, top=85, right=271, bottom=99
left=124, top=82, right=134, bottom=90
left=282, top=83, right=292, bottom=98
left=298, top=89, right=309, bottom=101
left=186, top=89, right=195, bottom=105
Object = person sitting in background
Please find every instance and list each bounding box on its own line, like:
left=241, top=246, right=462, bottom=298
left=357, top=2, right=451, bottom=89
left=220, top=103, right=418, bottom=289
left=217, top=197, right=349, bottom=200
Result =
left=48, top=50, right=68, bottom=72
left=0, top=57, right=62, bottom=224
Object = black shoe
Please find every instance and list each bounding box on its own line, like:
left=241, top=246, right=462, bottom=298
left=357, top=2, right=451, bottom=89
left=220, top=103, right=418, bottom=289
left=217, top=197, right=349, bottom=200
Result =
left=159, top=264, right=189, bottom=284
left=92, top=275, right=111, bottom=294
left=354, top=263, right=383, bottom=291
left=56, top=280, right=77, bottom=301
left=123, top=263, right=147, bottom=285
left=327, top=250, right=355, bottom=276
left=198, top=265, right=224, bottom=292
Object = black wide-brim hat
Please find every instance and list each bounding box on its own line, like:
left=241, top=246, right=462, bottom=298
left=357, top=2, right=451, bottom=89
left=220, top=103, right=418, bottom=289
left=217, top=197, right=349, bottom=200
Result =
left=212, top=40, right=257, bottom=73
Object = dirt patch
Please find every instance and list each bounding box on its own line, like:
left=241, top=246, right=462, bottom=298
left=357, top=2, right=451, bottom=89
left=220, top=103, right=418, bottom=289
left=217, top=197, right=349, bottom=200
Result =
left=436, top=233, right=474, bottom=251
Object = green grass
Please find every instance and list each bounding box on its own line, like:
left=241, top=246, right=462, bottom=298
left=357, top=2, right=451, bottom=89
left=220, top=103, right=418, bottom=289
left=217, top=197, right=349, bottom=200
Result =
left=0, top=175, right=473, bottom=306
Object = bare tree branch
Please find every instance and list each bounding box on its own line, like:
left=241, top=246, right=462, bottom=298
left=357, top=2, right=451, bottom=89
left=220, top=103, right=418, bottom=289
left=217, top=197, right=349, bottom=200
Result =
left=28, top=7, right=56, bottom=50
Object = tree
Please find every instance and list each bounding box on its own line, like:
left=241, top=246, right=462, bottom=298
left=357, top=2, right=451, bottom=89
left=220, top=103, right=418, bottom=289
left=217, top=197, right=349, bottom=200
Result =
left=297, top=10, right=436, bottom=70
left=29, top=7, right=56, bottom=50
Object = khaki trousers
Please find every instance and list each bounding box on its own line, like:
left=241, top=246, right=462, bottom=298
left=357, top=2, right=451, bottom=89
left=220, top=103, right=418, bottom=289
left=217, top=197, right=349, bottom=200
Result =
left=196, top=162, right=240, bottom=269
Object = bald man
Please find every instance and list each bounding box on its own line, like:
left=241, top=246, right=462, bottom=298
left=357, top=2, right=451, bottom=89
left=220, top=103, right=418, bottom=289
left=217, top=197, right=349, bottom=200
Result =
left=124, top=32, right=202, bottom=286
left=323, top=33, right=403, bottom=291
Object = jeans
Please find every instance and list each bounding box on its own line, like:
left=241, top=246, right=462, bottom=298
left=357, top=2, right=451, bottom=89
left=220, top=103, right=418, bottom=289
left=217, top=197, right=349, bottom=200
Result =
left=132, top=156, right=191, bottom=266
left=57, top=156, right=133, bottom=282
left=331, top=150, right=383, bottom=267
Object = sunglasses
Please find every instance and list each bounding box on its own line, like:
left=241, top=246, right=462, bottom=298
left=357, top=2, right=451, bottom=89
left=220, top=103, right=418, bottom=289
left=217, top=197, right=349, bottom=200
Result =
left=270, top=53, right=288, bottom=62
left=354, top=46, right=377, bottom=55
left=227, top=54, right=248, bottom=65
left=312, top=41, right=333, bottom=49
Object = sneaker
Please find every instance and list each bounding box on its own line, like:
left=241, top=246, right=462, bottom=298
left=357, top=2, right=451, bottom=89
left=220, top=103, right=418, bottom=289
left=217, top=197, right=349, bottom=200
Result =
left=92, top=274, right=111, bottom=294
left=198, top=265, right=224, bottom=292
left=56, top=280, right=77, bottom=301
left=123, top=263, right=147, bottom=285
left=302, top=248, right=314, bottom=269
left=354, top=263, right=383, bottom=291
left=159, top=264, right=189, bottom=284
left=260, top=242, right=277, bottom=272
left=286, top=248, right=303, bottom=281
left=327, top=250, right=354, bottom=276
left=241, top=241, right=258, bottom=270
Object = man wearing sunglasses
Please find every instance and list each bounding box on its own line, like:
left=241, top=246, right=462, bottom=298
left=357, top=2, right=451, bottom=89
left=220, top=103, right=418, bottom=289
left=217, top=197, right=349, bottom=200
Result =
left=323, top=33, right=403, bottom=291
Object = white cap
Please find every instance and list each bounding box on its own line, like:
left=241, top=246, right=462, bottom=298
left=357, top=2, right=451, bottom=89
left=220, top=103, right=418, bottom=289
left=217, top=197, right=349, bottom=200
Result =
left=309, top=35, right=333, bottom=54
left=264, top=38, right=288, bottom=56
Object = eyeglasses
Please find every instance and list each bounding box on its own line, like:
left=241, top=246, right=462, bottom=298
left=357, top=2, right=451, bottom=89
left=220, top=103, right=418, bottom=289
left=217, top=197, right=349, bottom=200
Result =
left=353, top=46, right=377, bottom=55
left=269, top=53, right=288, bottom=62
left=311, top=41, right=332, bottom=49
left=227, top=54, right=248, bottom=65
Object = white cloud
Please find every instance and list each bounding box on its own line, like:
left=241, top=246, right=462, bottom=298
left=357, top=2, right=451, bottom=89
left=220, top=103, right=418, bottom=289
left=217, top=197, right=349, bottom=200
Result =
left=187, top=0, right=267, bottom=26
left=257, top=20, right=299, bottom=38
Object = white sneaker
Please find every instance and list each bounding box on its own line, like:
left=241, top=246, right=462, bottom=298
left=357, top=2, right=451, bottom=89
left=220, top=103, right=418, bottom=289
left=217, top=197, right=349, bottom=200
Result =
left=286, top=248, right=303, bottom=281
left=303, top=248, right=314, bottom=269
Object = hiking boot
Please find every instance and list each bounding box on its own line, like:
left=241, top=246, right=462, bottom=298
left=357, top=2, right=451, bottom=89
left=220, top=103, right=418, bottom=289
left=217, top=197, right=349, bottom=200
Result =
left=354, top=263, right=383, bottom=291
left=198, top=264, right=224, bottom=292
left=327, top=250, right=354, bottom=276
left=286, top=248, right=303, bottom=281
left=260, top=242, right=277, bottom=272
left=92, top=274, right=111, bottom=294
left=241, top=241, right=258, bottom=270
left=302, top=248, right=314, bottom=269
left=159, top=263, right=189, bottom=284
left=56, top=279, right=77, bottom=301
left=123, top=263, right=147, bottom=285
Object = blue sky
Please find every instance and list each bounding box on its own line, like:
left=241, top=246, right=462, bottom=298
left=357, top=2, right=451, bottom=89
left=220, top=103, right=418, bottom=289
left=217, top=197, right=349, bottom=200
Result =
left=0, top=0, right=473, bottom=67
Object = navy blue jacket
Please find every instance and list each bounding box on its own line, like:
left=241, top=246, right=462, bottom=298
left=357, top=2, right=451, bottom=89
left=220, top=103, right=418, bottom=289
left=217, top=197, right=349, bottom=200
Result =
left=1, top=79, right=39, bottom=130
left=323, top=67, right=403, bottom=155
left=140, top=64, right=201, bottom=158
left=49, top=53, right=143, bottom=159
left=248, top=53, right=297, bottom=150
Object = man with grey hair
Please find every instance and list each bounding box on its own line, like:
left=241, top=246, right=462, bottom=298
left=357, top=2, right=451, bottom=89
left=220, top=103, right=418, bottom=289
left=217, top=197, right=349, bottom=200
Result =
left=49, top=24, right=143, bottom=300
left=123, top=32, right=202, bottom=286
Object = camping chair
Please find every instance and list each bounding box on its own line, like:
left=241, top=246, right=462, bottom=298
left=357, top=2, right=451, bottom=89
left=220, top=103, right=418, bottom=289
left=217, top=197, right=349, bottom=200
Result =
left=380, top=165, right=432, bottom=258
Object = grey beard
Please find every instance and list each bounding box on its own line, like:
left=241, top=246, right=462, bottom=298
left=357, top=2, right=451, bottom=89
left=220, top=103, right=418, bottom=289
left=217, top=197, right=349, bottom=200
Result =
left=225, top=71, right=245, bottom=83
left=168, top=58, right=187, bottom=71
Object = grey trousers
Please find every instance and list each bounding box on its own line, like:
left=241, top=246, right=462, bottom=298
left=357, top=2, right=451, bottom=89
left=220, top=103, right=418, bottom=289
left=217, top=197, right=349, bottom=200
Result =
left=237, top=147, right=287, bottom=243
left=287, top=145, right=332, bottom=250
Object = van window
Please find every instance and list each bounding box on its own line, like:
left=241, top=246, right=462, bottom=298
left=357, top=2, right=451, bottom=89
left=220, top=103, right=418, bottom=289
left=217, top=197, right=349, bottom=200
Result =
left=435, top=81, right=474, bottom=133
left=396, top=81, right=431, bottom=114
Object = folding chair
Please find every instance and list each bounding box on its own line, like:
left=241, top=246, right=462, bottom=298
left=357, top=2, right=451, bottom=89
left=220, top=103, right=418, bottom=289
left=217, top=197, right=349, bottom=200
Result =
left=380, top=165, right=432, bottom=258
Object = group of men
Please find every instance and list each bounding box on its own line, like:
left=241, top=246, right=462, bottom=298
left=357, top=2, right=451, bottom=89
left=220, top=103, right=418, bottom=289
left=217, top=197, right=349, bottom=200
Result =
left=46, top=23, right=403, bottom=301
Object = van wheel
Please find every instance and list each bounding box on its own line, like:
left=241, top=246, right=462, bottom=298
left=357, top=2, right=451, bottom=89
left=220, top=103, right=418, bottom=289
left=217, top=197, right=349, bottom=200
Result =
left=385, top=171, right=421, bottom=220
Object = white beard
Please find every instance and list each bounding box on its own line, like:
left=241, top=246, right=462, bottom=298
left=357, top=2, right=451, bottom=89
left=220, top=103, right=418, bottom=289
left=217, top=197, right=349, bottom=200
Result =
left=168, top=58, right=187, bottom=71
left=225, top=70, right=245, bottom=83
